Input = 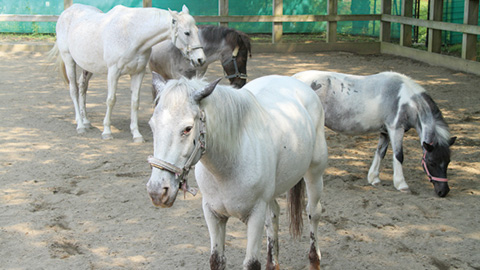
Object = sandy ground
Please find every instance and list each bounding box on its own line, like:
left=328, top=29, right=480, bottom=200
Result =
left=0, top=49, right=479, bottom=270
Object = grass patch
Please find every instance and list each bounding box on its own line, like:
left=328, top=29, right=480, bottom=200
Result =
left=0, top=33, right=55, bottom=43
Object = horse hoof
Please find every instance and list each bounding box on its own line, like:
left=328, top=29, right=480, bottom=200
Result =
left=133, top=136, right=145, bottom=143
left=102, top=134, right=113, bottom=140
left=84, top=123, right=93, bottom=129
left=399, top=188, right=411, bottom=193
left=77, top=128, right=87, bottom=134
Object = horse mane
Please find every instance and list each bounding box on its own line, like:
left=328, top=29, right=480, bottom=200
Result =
left=159, top=77, right=266, bottom=161
left=201, top=82, right=266, bottom=160
left=417, top=92, right=451, bottom=146
left=387, top=72, right=450, bottom=147
left=199, top=25, right=252, bottom=57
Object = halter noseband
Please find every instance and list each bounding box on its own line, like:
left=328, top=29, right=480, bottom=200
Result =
left=147, top=111, right=207, bottom=197
left=223, top=46, right=248, bottom=80
left=421, top=143, right=448, bottom=183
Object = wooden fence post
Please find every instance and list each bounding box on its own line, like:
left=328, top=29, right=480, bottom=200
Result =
left=219, top=0, right=228, bottom=27
left=428, top=0, right=443, bottom=53
left=273, top=0, right=283, bottom=43
left=380, top=0, right=391, bottom=42
left=143, top=0, right=152, bottom=8
left=462, top=0, right=479, bottom=60
left=400, top=0, right=413, bottom=47
left=327, top=0, right=337, bottom=43
left=64, top=0, right=72, bottom=9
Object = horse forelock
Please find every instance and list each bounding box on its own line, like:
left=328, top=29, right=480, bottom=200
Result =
left=156, top=77, right=203, bottom=110
left=177, top=11, right=196, bottom=25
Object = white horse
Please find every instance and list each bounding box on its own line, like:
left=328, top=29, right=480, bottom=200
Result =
left=146, top=73, right=328, bottom=269
left=52, top=4, right=206, bottom=142
left=294, top=70, right=456, bottom=197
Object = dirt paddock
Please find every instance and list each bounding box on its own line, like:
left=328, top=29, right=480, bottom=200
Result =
left=0, top=49, right=479, bottom=270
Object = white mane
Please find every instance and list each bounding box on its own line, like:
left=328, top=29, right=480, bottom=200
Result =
left=201, top=83, right=267, bottom=161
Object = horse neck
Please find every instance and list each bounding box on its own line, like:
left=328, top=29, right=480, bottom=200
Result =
left=136, top=9, right=173, bottom=52
left=201, top=87, right=264, bottom=172
left=199, top=27, right=237, bottom=64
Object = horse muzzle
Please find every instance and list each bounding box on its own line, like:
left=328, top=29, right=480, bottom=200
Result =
left=146, top=177, right=179, bottom=208
left=191, top=57, right=205, bottom=67
left=185, top=46, right=206, bottom=67
left=432, top=181, right=450, bottom=197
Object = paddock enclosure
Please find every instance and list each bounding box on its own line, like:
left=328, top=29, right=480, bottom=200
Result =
left=0, top=49, right=479, bottom=269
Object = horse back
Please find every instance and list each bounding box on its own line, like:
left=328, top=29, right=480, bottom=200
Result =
left=294, top=70, right=424, bottom=135
left=244, top=76, right=324, bottom=191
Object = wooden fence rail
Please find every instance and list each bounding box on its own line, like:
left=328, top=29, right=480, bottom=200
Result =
left=0, top=0, right=479, bottom=75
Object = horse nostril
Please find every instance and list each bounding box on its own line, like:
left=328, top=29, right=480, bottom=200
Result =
left=198, top=58, right=205, bottom=66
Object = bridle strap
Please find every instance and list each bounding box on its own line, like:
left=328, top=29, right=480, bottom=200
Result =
left=421, top=145, right=448, bottom=183
left=148, top=156, right=182, bottom=176
left=223, top=56, right=247, bottom=80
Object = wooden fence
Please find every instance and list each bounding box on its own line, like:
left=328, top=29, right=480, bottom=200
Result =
left=1, top=0, right=479, bottom=75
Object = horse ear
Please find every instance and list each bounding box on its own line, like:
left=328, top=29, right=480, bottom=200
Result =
left=193, top=78, right=222, bottom=102
left=169, top=9, right=178, bottom=24
left=423, top=142, right=434, bottom=152
left=152, top=72, right=167, bottom=100
left=449, top=136, right=457, bottom=146
left=181, top=5, right=190, bottom=14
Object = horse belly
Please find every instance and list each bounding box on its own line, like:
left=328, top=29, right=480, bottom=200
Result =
left=322, top=89, right=385, bottom=135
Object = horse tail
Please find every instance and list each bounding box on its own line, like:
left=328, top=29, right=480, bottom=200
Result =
left=48, top=43, right=69, bottom=84
left=287, top=178, right=305, bottom=239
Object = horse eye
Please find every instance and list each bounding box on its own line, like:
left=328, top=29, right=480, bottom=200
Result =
left=184, top=31, right=190, bottom=36
left=182, top=126, right=193, bottom=136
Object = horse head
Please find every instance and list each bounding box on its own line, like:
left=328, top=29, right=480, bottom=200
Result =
left=221, top=30, right=251, bottom=88
left=146, top=72, right=221, bottom=207
left=169, top=5, right=206, bottom=68
left=422, top=137, right=456, bottom=197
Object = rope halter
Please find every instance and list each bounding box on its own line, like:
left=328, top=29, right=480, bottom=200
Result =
left=421, top=143, right=448, bottom=183
left=148, top=111, right=207, bottom=197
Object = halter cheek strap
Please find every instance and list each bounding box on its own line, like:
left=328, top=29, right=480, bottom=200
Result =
left=223, top=45, right=248, bottom=80
left=147, top=111, right=207, bottom=197
left=421, top=144, right=448, bottom=183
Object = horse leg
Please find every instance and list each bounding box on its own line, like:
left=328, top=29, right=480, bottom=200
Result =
left=78, top=70, right=93, bottom=129
left=388, top=128, right=409, bottom=192
left=129, top=71, right=145, bottom=143
left=301, top=120, right=328, bottom=270
left=102, top=68, right=120, bottom=140
left=367, top=132, right=390, bottom=186
left=244, top=201, right=267, bottom=270
left=304, top=167, right=325, bottom=270
left=265, top=199, right=280, bottom=270
left=62, top=56, right=86, bottom=133
left=203, top=202, right=228, bottom=270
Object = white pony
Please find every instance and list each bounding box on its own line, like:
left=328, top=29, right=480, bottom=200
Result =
left=52, top=4, right=206, bottom=142
left=146, top=74, right=328, bottom=269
